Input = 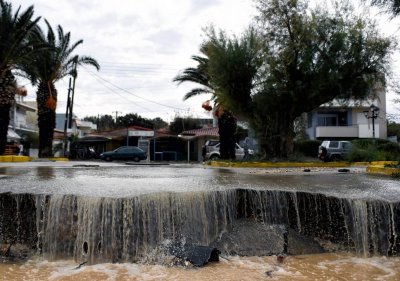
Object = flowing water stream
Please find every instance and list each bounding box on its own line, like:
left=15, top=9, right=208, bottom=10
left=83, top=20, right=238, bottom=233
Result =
left=1, top=164, right=400, bottom=280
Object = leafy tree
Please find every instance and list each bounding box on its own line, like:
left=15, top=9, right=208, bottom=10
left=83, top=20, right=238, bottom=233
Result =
left=388, top=121, right=400, bottom=139
left=116, top=113, right=155, bottom=129
left=0, top=1, right=41, bottom=154
left=22, top=20, right=100, bottom=157
left=174, top=27, right=261, bottom=159
left=151, top=117, right=168, bottom=129
left=199, top=27, right=263, bottom=158
left=84, top=115, right=115, bottom=131
left=169, top=116, right=202, bottom=135
left=249, top=0, right=393, bottom=157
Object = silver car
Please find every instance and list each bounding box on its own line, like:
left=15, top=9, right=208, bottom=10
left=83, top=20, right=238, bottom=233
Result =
left=204, top=140, right=253, bottom=160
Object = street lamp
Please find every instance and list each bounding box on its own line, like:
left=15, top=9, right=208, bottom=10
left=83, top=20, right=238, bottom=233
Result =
left=363, top=104, right=380, bottom=138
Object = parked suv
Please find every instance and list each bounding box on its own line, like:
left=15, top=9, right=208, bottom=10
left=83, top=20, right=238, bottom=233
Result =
left=318, top=140, right=352, bottom=162
left=204, top=140, right=253, bottom=160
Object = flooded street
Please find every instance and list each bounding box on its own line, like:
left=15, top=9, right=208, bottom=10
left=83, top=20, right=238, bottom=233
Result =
left=1, top=253, right=400, bottom=281
left=1, top=163, right=399, bottom=201
left=1, top=162, right=400, bottom=280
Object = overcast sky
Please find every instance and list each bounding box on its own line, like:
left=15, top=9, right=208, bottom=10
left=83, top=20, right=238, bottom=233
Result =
left=12, top=0, right=255, bottom=122
left=12, top=0, right=400, bottom=122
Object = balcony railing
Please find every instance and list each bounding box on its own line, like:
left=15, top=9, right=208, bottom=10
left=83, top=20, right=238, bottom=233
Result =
left=316, top=125, right=359, bottom=138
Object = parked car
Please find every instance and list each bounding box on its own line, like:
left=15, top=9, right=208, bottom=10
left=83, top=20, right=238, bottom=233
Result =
left=100, top=146, right=147, bottom=162
left=204, top=140, right=254, bottom=160
left=318, top=140, right=352, bottom=162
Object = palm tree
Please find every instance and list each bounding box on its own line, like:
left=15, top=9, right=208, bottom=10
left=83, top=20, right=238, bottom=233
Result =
left=22, top=20, right=100, bottom=157
left=371, top=0, right=400, bottom=16
left=174, top=27, right=261, bottom=160
left=0, top=1, right=41, bottom=155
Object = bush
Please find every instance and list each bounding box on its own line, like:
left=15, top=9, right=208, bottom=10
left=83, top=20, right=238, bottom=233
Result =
left=293, top=140, right=322, bottom=157
left=347, top=139, right=400, bottom=162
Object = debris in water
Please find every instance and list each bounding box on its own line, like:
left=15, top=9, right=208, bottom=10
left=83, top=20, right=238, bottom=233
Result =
left=74, top=261, right=87, bottom=269
left=277, top=253, right=286, bottom=264
left=338, top=168, right=350, bottom=173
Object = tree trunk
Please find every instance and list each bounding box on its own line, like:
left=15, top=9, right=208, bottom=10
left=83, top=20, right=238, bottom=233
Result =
left=0, top=70, right=17, bottom=155
left=0, top=105, right=11, bottom=155
left=218, top=111, right=237, bottom=160
left=38, top=111, right=55, bottom=157
left=37, top=82, right=57, bottom=158
left=260, top=112, right=295, bottom=159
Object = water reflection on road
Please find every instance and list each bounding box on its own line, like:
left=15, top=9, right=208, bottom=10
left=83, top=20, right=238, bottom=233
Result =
left=0, top=164, right=399, bottom=201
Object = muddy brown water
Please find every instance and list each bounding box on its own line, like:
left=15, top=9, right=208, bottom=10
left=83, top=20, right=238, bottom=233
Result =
left=1, top=253, right=400, bottom=281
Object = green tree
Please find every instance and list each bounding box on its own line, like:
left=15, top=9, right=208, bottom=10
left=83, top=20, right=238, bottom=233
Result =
left=151, top=117, right=168, bottom=129
left=250, top=0, right=393, bottom=157
left=169, top=116, right=202, bottom=135
left=116, top=113, right=154, bottom=129
left=84, top=115, right=116, bottom=131
left=22, top=20, right=100, bottom=157
left=387, top=120, right=400, bottom=139
left=174, top=28, right=261, bottom=159
left=0, top=1, right=41, bottom=154
left=199, top=27, right=262, bottom=158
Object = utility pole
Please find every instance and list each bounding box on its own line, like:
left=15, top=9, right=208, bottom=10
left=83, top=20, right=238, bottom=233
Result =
left=63, top=78, right=72, bottom=157
left=68, top=61, right=78, bottom=129
left=112, top=111, right=121, bottom=121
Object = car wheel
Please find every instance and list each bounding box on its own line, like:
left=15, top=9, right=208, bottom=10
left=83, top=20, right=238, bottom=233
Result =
left=330, top=154, right=341, bottom=162
left=210, top=155, right=219, bottom=160
left=133, top=156, right=140, bottom=162
left=105, top=156, right=112, bottom=162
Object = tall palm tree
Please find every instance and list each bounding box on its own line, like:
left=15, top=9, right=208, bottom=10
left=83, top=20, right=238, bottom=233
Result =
left=174, top=27, right=261, bottom=159
left=22, top=20, right=100, bottom=157
left=0, top=1, right=41, bottom=155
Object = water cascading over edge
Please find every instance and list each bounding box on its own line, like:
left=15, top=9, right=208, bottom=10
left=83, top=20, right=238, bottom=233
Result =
left=1, top=188, right=399, bottom=263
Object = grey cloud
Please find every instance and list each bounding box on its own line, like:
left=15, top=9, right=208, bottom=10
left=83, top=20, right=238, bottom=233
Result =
left=190, top=0, right=222, bottom=13
left=145, top=29, right=183, bottom=55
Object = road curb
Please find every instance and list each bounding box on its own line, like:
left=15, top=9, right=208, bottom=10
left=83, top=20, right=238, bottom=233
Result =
left=367, top=165, right=400, bottom=176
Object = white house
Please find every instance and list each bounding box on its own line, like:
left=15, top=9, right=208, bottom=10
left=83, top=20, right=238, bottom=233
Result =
left=7, top=89, right=38, bottom=141
left=306, top=89, right=387, bottom=140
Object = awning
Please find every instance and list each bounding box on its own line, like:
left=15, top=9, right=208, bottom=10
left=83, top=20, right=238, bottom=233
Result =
left=7, top=128, right=21, bottom=141
left=76, top=136, right=111, bottom=143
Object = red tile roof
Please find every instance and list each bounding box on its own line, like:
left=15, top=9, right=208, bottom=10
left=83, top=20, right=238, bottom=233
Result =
left=180, top=127, right=219, bottom=137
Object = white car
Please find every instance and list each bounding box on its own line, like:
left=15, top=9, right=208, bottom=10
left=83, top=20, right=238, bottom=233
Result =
left=204, top=140, right=253, bottom=160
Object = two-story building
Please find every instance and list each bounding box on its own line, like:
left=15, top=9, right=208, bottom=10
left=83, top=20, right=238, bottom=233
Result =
left=306, top=90, right=387, bottom=140
left=6, top=88, right=39, bottom=155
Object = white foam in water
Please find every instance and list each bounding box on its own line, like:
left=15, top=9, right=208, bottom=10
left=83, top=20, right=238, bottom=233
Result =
left=317, top=256, right=398, bottom=280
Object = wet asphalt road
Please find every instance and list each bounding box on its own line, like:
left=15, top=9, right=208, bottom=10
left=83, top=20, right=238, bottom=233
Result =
left=0, top=160, right=399, bottom=201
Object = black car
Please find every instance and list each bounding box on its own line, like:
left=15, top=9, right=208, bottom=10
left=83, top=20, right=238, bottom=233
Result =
left=100, top=146, right=147, bottom=162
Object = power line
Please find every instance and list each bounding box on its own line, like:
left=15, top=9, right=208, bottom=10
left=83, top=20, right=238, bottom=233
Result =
left=84, top=69, right=154, bottom=113
left=82, top=66, right=188, bottom=111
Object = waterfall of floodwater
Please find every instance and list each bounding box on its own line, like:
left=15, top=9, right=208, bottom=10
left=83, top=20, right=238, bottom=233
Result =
left=36, top=191, right=237, bottom=264
left=243, top=190, right=400, bottom=256
left=1, top=188, right=399, bottom=263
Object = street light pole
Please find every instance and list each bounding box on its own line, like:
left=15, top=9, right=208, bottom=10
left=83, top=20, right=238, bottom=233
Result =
left=363, top=105, right=380, bottom=138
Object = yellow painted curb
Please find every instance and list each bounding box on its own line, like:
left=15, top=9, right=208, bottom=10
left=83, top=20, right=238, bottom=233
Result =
left=12, top=156, right=31, bottom=162
left=208, top=161, right=352, bottom=168
left=0, top=156, right=13, bottom=162
left=0, top=155, right=31, bottom=162
left=48, top=157, right=69, bottom=162
left=366, top=166, right=400, bottom=176
left=207, top=160, right=399, bottom=169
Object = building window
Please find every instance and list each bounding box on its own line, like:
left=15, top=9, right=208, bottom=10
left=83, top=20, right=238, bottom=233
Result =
left=317, top=115, right=337, bottom=126
left=307, top=113, right=313, bottom=128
